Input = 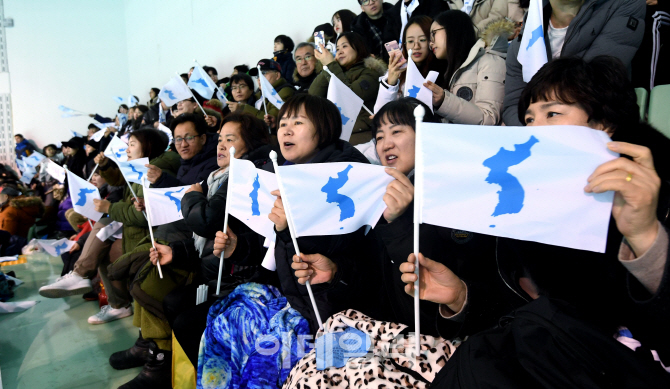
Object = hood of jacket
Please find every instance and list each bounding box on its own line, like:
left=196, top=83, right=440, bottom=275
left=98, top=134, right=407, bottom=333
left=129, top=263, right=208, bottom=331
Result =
left=8, top=196, right=44, bottom=218
left=480, top=19, right=516, bottom=54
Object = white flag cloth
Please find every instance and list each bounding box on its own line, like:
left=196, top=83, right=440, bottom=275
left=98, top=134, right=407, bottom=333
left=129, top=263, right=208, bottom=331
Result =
left=159, top=76, right=192, bottom=106
left=216, top=87, right=228, bottom=103
left=404, top=58, right=439, bottom=113
left=114, top=96, right=124, bottom=104
left=517, top=0, right=548, bottom=82
left=277, top=162, right=394, bottom=237
left=96, top=221, right=124, bottom=241
left=188, top=65, right=217, bottom=99
left=116, top=158, right=149, bottom=184
left=144, top=185, right=190, bottom=226
left=227, top=158, right=278, bottom=239
left=44, top=159, right=66, bottom=183
left=326, top=72, right=364, bottom=141
left=418, top=123, right=617, bottom=253
left=258, top=69, right=285, bottom=110
left=157, top=123, right=174, bottom=148
left=23, top=152, right=46, bottom=170
left=70, top=130, right=85, bottom=138
left=93, top=122, right=115, bottom=130
left=117, top=113, right=128, bottom=128
left=104, top=135, right=129, bottom=163
left=90, top=128, right=107, bottom=142
left=37, top=238, right=76, bottom=257
left=66, top=169, right=103, bottom=221
left=129, top=95, right=139, bottom=107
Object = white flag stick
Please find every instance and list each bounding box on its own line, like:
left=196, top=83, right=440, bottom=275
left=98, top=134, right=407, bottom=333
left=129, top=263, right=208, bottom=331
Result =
left=105, top=141, right=148, bottom=221
left=216, top=147, right=235, bottom=295
left=323, top=67, right=374, bottom=116
left=87, top=165, right=99, bottom=182
left=256, top=66, right=269, bottom=116
left=270, top=150, right=324, bottom=330
left=64, top=164, right=96, bottom=230
left=405, top=50, right=413, bottom=97
left=413, top=104, right=425, bottom=356
left=175, top=71, right=209, bottom=117
left=142, top=176, right=163, bottom=279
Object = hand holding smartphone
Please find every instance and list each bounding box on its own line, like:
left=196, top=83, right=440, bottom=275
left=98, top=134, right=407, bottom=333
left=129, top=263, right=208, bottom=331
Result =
left=314, top=31, right=325, bottom=53
left=385, top=40, right=407, bottom=69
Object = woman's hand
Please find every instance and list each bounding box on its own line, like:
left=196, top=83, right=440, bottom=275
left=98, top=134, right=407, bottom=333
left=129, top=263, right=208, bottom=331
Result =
left=423, top=81, right=445, bottom=108
left=69, top=234, right=78, bottom=240
left=204, top=115, right=217, bottom=128
left=93, top=199, right=111, bottom=213
left=212, top=227, right=238, bottom=258
left=400, top=253, right=467, bottom=313
left=314, top=43, right=335, bottom=66
left=291, top=253, right=338, bottom=285
left=94, top=153, right=108, bottom=167
left=133, top=197, right=145, bottom=212
left=145, top=164, right=162, bottom=184
left=383, top=168, right=414, bottom=223
left=387, top=51, right=407, bottom=86
left=185, top=183, right=203, bottom=194
left=585, top=142, right=661, bottom=256
left=264, top=114, right=277, bottom=130
left=150, top=243, right=173, bottom=266
left=269, top=190, right=288, bottom=231
left=69, top=242, right=80, bottom=254
left=227, top=101, right=243, bottom=112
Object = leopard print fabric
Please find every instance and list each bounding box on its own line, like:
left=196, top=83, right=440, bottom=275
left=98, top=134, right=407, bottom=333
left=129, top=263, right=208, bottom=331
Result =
left=282, top=309, right=457, bottom=388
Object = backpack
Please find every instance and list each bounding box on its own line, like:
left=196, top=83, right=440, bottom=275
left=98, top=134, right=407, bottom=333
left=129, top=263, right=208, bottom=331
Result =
left=432, top=297, right=670, bottom=388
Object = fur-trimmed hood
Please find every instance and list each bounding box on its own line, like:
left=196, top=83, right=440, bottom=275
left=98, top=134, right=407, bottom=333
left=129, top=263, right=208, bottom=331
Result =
left=362, top=57, right=388, bottom=78
left=481, top=19, right=516, bottom=48
left=5, top=196, right=44, bottom=217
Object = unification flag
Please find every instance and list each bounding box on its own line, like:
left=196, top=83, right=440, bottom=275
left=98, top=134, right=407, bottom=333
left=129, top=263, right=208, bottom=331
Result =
left=216, top=87, right=229, bottom=103
left=517, top=0, right=548, bottom=82
left=277, top=162, right=393, bottom=237
left=18, top=158, right=34, bottom=184
left=326, top=72, right=364, bottom=142
left=66, top=169, right=103, bottom=221
left=157, top=123, right=174, bottom=149
left=114, top=96, right=124, bottom=104
left=23, top=152, right=46, bottom=170
left=104, top=135, right=129, bottom=162
left=258, top=66, right=285, bottom=110
left=188, top=65, right=216, bottom=99
left=144, top=185, right=190, bottom=226
left=44, top=159, right=66, bottom=183
left=117, top=113, right=128, bottom=128
left=404, top=57, right=439, bottom=113
left=70, top=130, right=85, bottom=138
left=418, top=123, right=617, bottom=253
left=116, top=157, right=149, bottom=184
left=61, top=113, right=82, bottom=118
left=37, top=238, right=77, bottom=257
left=159, top=76, right=192, bottom=107
left=58, top=105, right=77, bottom=114
left=90, top=128, right=107, bottom=142
left=227, top=158, right=278, bottom=239
left=158, top=103, right=166, bottom=123
left=93, top=122, right=116, bottom=130
left=129, top=95, right=139, bottom=107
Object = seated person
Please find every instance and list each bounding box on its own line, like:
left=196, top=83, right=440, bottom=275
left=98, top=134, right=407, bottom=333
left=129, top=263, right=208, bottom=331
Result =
left=243, top=59, right=296, bottom=131
left=292, top=43, right=322, bottom=93
left=273, top=34, right=296, bottom=82
left=0, top=185, right=43, bottom=240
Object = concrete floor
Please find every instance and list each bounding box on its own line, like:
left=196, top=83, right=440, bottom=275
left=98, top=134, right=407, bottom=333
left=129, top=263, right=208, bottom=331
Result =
left=0, top=253, right=141, bottom=389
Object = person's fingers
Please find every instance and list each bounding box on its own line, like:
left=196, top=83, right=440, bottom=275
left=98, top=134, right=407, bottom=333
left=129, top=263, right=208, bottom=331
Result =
left=273, top=197, right=284, bottom=210
left=292, top=254, right=302, bottom=263
left=404, top=283, right=415, bottom=296
left=299, top=253, right=320, bottom=264
left=586, top=170, right=651, bottom=193
left=587, top=178, right=642, bottom=195
left=587, top=157, right=651, bottom=184
left=407, top=253, right=417, bottom=264
left=385, top=168, right=414, bottom=190
left=270, top=190, right=281, bottom=197
left=291, top=261, right=309, bottom=270
left=399, top=261, right=415, bottom=273
left=294, top=269, right=313, bottom=279
left=608, top=142, right=656, bottom=171
left=401, top=272, right=418, bottom=283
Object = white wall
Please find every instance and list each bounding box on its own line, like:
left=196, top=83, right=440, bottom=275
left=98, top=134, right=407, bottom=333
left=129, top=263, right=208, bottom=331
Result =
left=5, top=0, right=130, bottom=148
left=6, top=0, right=391, bottom=149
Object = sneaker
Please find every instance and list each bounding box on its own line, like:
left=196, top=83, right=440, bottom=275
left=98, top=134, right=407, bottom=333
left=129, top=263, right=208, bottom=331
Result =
left=82, top=291, right=98, bottom=301
left=88, top=304, right=133, bottom=324
left=38, top=271, right=92, bottom=298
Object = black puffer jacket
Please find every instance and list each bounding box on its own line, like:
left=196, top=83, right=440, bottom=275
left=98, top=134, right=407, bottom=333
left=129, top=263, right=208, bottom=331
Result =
left=261, top=140, right=371, bottom=333
left=153, top=132, right=219, bottom=188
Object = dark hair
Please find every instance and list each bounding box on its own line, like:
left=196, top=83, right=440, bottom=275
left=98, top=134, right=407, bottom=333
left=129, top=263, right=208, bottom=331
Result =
left=204, top=66, right=218, bottom=76
left=132, top=105, right=149, bottom=130
left=433, top=10, right=477, bottom=85
left=230, top=73, right=254, bottom=91
left=274, top=35, right=295, bottom=52
left=333, top=9, right=357, bottom=34
left=518, top=56, right=640, bottom=135
left=400, top=15, right=436, bottom=86
left=234, top=64, right=249, bottom=74
left=150, top=88, right=160, bottom=96
left=220, top=113, right=271, bottom=154
left=43, top=144, right=58, bottom=153
left=118, top=104, right=129, bottom=112
left=336, top=32, right=370, bottom=66
left=87, top=123, right=98, bottom=130
left=180, top=73, right=188, bottom=83
left=170, top=113, right=209, bottom=136
left=14, top=134, right=23, bottom=139
left=373, top=97, right=439, bottom=136
left=277, top=94, right=341, bottom=150
left=128, top=129, right=168, bottom=160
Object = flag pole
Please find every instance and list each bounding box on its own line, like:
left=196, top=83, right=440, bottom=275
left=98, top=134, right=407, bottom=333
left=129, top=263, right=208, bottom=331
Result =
left=142, top=177, right=163, bottom=279
left=256, top=66, right=269, bottom=116
left=323, top=67, right=374, bottom=116
left=216, top=147, right=235, bottom=295
left=106, top=148, right=148, bottom=221
left=412, top=104, right=425, bottom=357
left=405, top=50, right=413, bottom=97
left=175, top=71, right=209, bottom=117
left=270, top=150, right=324, bottom=331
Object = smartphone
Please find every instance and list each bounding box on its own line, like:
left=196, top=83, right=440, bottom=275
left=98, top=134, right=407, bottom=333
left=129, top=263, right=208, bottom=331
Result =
left=314, top=31, right=325, bottom=53
left=385, top=40, right=407, bottom=69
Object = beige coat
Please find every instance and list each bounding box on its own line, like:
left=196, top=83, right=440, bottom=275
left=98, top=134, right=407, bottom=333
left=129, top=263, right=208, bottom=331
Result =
left=435, top=38, right=507, bottom=125
left=447, top=0, right=510, bottom=32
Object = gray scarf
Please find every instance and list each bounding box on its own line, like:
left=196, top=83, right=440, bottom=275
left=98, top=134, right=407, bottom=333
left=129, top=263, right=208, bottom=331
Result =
left=193, top=167, right=229, bottom=255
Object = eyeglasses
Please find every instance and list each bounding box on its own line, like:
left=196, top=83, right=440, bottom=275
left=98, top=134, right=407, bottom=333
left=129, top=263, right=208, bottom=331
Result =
left=174, top=135, right=199, bottom=145
left=430, top=28, right=445, bottom=41
left=358, top=0, right=377, bottom=6
left=295, top=55, right=314, bottom=64
left=404, top=38, right=428, bottom=47
left=231, top=85, right=249, bottom=91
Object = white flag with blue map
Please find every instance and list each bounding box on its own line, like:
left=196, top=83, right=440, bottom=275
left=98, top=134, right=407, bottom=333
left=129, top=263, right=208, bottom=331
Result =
left=518, top=0, right=548, bottom=82
left=104, top=135, right=129, bottom=163
left=188, top=65, right=216, bottom=99
left=228, top=158, right=278, bottom=239
left=45, top=159, right=66, bottom=183
left=258, top=67, right=285, bottom=110
left=277, top=162, right=394, bottom=237
left=90, top=128, right=107, bottom=142
left=116, top=158, right=149, bottom=185
left=37, top=238, right=77, bottom=257
left=404, top=58, right=438, bottom=113
left=159, top=76, right=192, bottom=107
left=418, top=123, right=617, bottom=253
left=67, top=169, right=103, bottom=221
left=326, top=73, right=363, bottom=142
left=23, top=152, right=46, bottom=170
left=144, top=185, right=190, bottom=226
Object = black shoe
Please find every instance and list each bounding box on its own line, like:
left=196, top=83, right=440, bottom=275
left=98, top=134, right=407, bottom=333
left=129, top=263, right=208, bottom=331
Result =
left=109, top=331, right=153, bottom=370
left=82, top=291, right=98, bottom=301
left=118, top=344, right=172, bottom=389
